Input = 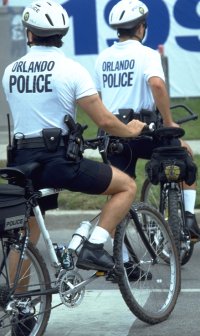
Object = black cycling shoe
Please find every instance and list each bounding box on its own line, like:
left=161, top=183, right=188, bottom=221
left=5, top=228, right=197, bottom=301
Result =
left=185, top=211, right=200, bottom=241
left=106, top=261, right=152, bottom=283
left=76, top=240, right=114, bottom=271
left=12, top=312, right=36, bottom=336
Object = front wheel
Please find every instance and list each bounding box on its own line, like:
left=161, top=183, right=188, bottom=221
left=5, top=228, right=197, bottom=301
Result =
left=113, top=203, right=181, bottom=325
left=140, top=178, right=194, bottom=265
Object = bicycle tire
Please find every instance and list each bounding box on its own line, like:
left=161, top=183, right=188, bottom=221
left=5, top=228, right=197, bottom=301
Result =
left=140, top=178, right=194, bottom=265
left=140, top=178, right=161, bottom=210
left=168, top=189, right=181, bottom=256
left=0, top=237, right=52, bottom=336
left=168, top=188, right=194, bottom=266
left=113, top=202, right=181, bottom=324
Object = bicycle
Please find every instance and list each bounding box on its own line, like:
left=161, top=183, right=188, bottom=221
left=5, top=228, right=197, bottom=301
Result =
left=95, top=104, right=198, bottom=266
left=0, top=133, right=181, bottom=335
left=140, top=104, right=198, bottom=265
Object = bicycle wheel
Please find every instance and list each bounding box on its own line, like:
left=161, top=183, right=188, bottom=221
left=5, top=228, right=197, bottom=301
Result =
left=141, top=178, right=194, bottom=265
left=113, top=202, right=181, bottom=325
left=140, top=178, right=161, bottom=210
left=0, top=235, right=52, bottom=336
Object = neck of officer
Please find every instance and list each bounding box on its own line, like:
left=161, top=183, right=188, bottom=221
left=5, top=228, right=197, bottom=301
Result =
left=119, top=25, right=145, bottom=43
left=119, top=35, right=141, bottom=42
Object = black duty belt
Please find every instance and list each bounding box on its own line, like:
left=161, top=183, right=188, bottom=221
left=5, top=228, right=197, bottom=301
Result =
left=15, top=136, right=66, bottom=149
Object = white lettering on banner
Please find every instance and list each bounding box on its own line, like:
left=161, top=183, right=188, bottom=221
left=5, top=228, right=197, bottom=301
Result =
left=61, top=0, right=200, bottom=97
left=6, top=0, right=200, bottom=97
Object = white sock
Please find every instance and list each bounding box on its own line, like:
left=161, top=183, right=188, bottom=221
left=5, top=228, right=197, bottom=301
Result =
left=183, top=190, right=196, bottom=214
left=89, top=226, right=109, bottom=244
left=111, top=238, right=129, bottom=263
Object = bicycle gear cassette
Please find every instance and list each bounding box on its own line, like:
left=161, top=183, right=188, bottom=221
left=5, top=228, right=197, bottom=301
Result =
left=58, top=270, right=85, bottom=307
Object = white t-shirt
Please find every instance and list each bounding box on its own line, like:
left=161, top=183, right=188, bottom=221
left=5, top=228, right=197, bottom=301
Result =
left=95, top=40, right=165, bottom=114
left=2, top=46, right=97, bottom=137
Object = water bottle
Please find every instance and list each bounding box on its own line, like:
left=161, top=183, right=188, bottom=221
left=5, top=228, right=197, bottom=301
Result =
left=53, top=243, right=73, bottom=270
left=68, top=221, right=92, bottom=253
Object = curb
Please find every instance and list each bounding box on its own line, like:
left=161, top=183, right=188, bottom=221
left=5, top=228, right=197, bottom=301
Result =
left=45, top=209, right=200, bottom=230
left=45, top=210, right=100, bottom=230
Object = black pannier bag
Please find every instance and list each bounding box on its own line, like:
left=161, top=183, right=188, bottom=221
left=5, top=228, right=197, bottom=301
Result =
left=145, top=146, right=197, bottom=186
left=0, top=184, right=27, bottom=236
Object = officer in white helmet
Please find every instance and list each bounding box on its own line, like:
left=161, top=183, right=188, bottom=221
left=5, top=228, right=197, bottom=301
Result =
left=2, top=0, right=147, bottom=278
left=95, top=0, right=199, bottom=282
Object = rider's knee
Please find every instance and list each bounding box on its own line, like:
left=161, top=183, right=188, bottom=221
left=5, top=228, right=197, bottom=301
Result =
left=125, top=175, right=137, bottom=197
left=181, top=140, right=194, bottom=157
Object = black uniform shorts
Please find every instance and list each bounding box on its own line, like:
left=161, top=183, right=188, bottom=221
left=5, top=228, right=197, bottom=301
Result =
left=108, top=136, right=181, bottom=178
left=11, top=147, right=112, bottom=210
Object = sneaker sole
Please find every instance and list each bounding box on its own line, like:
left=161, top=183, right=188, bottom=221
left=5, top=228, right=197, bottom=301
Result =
left=76, top=260, right=114, bottom=272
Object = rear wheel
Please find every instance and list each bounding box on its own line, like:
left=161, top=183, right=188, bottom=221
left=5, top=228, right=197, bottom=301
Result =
left=0, top=236, right=52, bottom=336
left=113, top=203, right=181, bottom=324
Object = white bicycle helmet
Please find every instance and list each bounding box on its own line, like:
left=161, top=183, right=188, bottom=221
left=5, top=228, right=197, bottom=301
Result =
left=109, top=0, right=148, bottom=29
left=22, top=0, right=69, bottom=37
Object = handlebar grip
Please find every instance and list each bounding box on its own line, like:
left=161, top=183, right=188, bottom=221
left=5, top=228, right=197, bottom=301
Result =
left=141, top=122, right=155, bottom=134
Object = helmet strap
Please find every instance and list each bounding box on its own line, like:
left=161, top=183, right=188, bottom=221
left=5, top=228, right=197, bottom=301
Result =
left=132, top=34, right=142, bottom=42
left=26, top=29, right=34, bottom=47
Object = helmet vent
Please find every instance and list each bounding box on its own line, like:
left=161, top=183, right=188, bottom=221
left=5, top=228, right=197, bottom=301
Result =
left=119, top=10, right=125, bottom=21
left=45, top=14, right=54, bottom=26
left=62, top=13, right=65, bottom=25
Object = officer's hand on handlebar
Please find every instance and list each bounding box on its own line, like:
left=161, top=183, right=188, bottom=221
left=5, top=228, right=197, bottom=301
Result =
left=163, top=121, right=180, bottom=128
left=127, top=119, right=147, bottom=137
left=141, top=122, right=155, bottom=134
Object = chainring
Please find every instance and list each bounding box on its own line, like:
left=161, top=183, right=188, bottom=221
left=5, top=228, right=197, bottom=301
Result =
left=58, top=270, right=85, bottom=308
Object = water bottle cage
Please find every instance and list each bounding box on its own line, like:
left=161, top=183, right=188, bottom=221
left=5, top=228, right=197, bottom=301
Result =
left=71, top=233, right=87, bottom=252
left=53, top=243, right=74, bottom=270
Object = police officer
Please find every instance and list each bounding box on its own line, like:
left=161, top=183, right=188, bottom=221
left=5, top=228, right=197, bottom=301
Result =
left=95, top=0, right=199, bottom=245
left=2, top=0, right=148, bottom=273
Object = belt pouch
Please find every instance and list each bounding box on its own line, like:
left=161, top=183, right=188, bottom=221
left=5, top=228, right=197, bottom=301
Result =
left=117, top=109, right=134, bottom=124
left=42, top=128, right=62, bottom=152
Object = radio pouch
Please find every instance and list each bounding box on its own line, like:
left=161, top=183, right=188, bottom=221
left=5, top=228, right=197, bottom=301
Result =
left=42, top=128, right=62, bottom=152
left=117, top=109, right=134, bottom=124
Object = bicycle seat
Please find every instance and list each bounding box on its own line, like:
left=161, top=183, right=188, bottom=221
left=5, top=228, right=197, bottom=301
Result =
left=0, top=162, right=40, bottom=181
left=155, top=127, right=185, bottom=139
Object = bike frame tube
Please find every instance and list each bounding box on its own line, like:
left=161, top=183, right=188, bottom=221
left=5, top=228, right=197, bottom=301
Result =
left=33, top=205, right=61, bottom=269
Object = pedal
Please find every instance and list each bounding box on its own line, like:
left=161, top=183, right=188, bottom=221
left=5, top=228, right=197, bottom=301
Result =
left=96, top=271, right=106, bottom=277
left=191, top=237, right=200, bottom=243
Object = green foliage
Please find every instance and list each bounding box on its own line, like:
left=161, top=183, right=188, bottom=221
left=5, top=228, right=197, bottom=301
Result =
left=77, top=109, right=98, bottom=138
left=57, top=155, right=200, bottom=210
left=77, top=97, right=200, bottom=140
left=1, top=96, right=199, bottom=209
left=0, top=156, right=199, bottom=209
left=170, top=98, right=200, bottom=140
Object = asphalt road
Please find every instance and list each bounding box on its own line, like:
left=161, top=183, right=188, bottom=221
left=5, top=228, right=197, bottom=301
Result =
left=36, top=225, right=200, bottom=336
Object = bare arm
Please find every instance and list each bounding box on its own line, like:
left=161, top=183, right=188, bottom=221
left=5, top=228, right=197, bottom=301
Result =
left=77, top=94, right=146, bottom=138
left=149, top=77, right=179, bottom=127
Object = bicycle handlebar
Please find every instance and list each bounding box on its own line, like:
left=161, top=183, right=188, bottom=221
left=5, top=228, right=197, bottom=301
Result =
left=66, top=103, right=198, bottom=161
left=83, top=123, right=155, bottom=164
left=170, top=104, right=198, bottom=125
